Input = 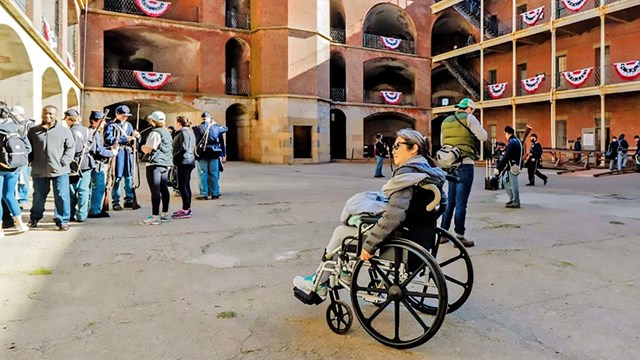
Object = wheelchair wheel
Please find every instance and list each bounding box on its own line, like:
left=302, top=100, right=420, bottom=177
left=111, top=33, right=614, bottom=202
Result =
left=350, top=239, right=448, bottom=349
left=411, top=228, right=474, bottom=314
left=326, top=300, right=353, bottom=334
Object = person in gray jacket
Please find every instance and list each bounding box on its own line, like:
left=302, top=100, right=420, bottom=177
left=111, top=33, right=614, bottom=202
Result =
left=293, top=128, right=446, bottom=296
left=27, top=105, right=75, bottom=231
left=64, top=109, right=92, bottom=222
left=171, top=115, right=196, bottom=219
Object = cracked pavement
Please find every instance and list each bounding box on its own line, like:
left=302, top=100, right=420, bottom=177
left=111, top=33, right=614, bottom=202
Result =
left=1, top=162, right=639, bottom=359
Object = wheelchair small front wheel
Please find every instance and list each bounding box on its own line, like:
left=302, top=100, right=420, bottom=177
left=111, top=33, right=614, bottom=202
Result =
left=326, top=300, right=353, bottom=334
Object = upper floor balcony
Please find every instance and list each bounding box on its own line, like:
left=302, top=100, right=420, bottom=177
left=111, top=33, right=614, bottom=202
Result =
left=363, top=33, right=415, bottom=55
left=555, top=0, right=601, bottom=19
left=330, top=87, right=346, bottom=102
left=103, top=68, right=199, bottom=93
left=364, top=90, right=415, bottom=106
left=225, top=77, right=249, bottom=96
left=103, top=0, right=199, bottom=23
left=225, top=10, right=250, bottom=30
left=330, top=27, right=346, bottom=44
left=556, top=67, right=600, bottom=91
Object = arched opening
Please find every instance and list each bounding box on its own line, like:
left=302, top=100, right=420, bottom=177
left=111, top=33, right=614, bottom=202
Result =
left=330, top=109, right=346, bottom=160
left=67, top=88, right=79, bottom=109
left=0, top=25, right=34, bottom=116
left=431, top=65, right=468, bottom=107
left=225, top=103, right=249, bottom=161
left=363, top=58, right=415, bottom=105
left=330, top=52, right=346, bottom=102
left=226, top=38, right=250, bottom=96
left=42, top=68, right=63, bottom=112
left=363, top=112, right=416, bottom=156
left=225, top=0, right=250, bottom=29
left=330, top=0, right=346, bottom=43
left=103, top=26, right=200, bottom=92
left=430, top=115, right=447, bottom=155
left=431, top=11, right=476, bottom=56
left=363, top=3, right=417, bottom=54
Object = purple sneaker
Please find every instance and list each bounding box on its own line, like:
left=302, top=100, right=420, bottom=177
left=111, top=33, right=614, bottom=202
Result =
left=171, top=209, right=192, bottom=219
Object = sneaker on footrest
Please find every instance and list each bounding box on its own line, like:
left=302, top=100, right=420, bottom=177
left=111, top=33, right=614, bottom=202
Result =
left=293, top=274, right=327, bottom=297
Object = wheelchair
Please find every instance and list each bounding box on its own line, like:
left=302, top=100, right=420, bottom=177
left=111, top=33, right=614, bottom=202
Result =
left=293, top=181, right=474, bottom=349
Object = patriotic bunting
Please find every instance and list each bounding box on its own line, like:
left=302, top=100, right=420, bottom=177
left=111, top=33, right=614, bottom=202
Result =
left=133, top=71, right=171, bottom=89
left=561, top=67, right=593, bottom=88
left=521, top=6, right=545, bottom=26
left=381, top=36, right=402, bottom=50
left=134, top=0, right=172, bottom=17
left=521, top=74, right=545, bottom=94
left=561, top=0, right=589, bottom=12
left=487, top=83, right=508, bottom=99
left=614, top=61, right=640, bottom=81
left=67, top=52, right=75, bottom=72
left=42, top=17, right=58, bottom=50
left=380, top=91, right=403, bottom=105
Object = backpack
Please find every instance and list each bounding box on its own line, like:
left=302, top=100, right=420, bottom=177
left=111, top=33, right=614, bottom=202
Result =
left=0, top=130, right=29, bottom=169
left=436, top=145, right=463, bottom=169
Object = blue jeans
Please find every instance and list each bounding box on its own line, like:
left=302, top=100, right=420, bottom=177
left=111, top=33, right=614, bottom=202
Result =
left=30, top=175, right=71, bottom=225
left=70, top=171, right=91, bottom=222
left=617, top=152, right=628, bottom=170
left=375, top=156, right=384, bottom=177
left=502, top=170, right=520, bottom=206
left=440, top=164, right=474, bottom=236
left=0, top=170, right=21, bottom=219
left=197, top=159, right=220, bottom=197
left=17, top=165, right=30, bottom=203
left=111, top=175, right=133, bottom=206
left=89, top=169, right=106, bottom=215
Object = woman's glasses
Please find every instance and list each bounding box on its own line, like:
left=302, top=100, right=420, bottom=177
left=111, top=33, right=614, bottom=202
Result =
left=392, top=142, right=411, bottom=150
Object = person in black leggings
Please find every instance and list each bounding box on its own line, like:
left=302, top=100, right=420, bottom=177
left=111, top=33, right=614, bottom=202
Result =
left=140, top=111, right=173, bottom=225
left=172, top=116, right=196, bottom=219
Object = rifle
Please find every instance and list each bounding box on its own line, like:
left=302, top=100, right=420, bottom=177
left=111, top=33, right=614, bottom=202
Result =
left=520, top=125, right=533, bottom=163
left=102, top=156, right=114, bottom=213
left=130, top=104, right=141, bottom=210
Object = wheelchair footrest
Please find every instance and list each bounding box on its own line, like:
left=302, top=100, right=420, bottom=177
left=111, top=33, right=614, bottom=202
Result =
left=293, top=287, right=325, bottom=305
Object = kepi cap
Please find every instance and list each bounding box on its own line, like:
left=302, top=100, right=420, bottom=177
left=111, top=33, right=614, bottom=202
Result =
left=64, top=108, right=80, bottom=117
left=115, top=105, right=132, bottom=116
left=89, top=110, right=110, bottom=121
left=454, top=98, right=476, bottom=110
left=148, top=110, right=166, bottom=123
left=201, top=111, right=211, bottom=119
left=10, top=106, right=25, bottom=116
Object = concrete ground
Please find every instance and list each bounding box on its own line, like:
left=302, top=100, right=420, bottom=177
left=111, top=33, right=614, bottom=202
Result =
left=1, top=162, right=639, bottom=360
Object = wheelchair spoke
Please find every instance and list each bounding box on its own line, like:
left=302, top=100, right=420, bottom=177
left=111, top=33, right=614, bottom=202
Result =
left=370, top=261, right=393, bottom=288
left=394, top=300, right=401, bottom=341
left=366, top=297, right=392, bottom=324
left=439, top=254, right=464, bottom=268
left=401, top=264, right=426, bottom=287
left=363, top=286, right=388, bottom=294
left=405, top=291, right=440, bottom=299
left=444, top=274, right=467, bottom=287
left=401, top=298, right=430, bottom=331
left=394, top=248, right=401, bottom=285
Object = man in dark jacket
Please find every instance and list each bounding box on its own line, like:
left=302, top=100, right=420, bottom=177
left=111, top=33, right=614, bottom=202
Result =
left=525, top=134, right=548, bottom=186
left=27, top=105, right=75, bottom=230
left=193, top=112, right=227, bottom=200
left=607, top=136, right=619, bottom=170
left=617, top=133, right=629, bottom=170
left=87, top=111, right=118, bottom=218
left=64, top=109, right=93, bottom=222
left=373, top=133, right=387, bottom=178
left=496, top=126, right=522, bottom=209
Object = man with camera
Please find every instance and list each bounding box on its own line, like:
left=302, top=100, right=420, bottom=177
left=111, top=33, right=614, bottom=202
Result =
left=495, top=126, right=522, bottom=209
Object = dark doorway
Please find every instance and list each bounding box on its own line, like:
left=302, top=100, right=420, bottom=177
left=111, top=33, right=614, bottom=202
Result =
left=294, top=126, right=312, bottom=158
left=226, top=104, right=247, bottom=161
left=330, top=110, right=346, bottom=159
left=430, top=115, right=447, bottom=155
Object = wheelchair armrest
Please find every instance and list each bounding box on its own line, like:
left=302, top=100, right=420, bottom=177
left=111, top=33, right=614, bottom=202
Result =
left=360, top=215, right=381, bottom=224
left=418, top=183, right=442, bottom=212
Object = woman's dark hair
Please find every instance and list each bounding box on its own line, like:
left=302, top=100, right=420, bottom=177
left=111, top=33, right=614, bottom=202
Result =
left=176, top=116, right=191, bottom=127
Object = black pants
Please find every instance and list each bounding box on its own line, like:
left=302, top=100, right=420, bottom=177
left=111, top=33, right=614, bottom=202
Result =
left=146, top=165, right=170, bottom=216
left=2, top=200, right=12, bottom=227
left=177, top=164, right=195, bottom=210
left=526, top=159, right=547, bottom=184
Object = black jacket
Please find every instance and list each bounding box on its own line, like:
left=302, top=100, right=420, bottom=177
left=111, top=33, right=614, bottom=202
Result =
left=497, top=136, right=522, bottom=173
left=173, top=127, right=196, bottom=166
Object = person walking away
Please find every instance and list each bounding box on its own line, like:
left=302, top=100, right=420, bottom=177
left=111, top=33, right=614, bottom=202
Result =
left=525, top=134, right=547, bottom=186
left=617, top=133, right=629, bottom=171
left=86, top=111, right=118, bottom=218
left=496, top=126, right=522, bottom=209
left=193, top=112, right=227, bottom=200
left=27, top=105, right=75, bottom=231
left=140, top=111, right=173, bottom=225
left=171, top=116, right=196, bottom=219
left=373, top=133, right=387, bottom=178
left=0, top=103, right=32, bottom=236
left=104, top=105, right=140, bottom=211
left=439, top=98, right=487, bottom=247
left=64, top=109, right=94, bottom=222
left=606, top=136, right=619, bottom=170
left=573, top=136, right=582, bottom=163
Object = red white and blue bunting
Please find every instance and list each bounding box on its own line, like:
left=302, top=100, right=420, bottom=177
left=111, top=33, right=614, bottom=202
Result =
left=133, top=71, right=171, bottom=90
left=561, top=67, right=593, bottom=88
left=381, top=36, right=402, bottom=50
left=42, top=17, right=57, bottom=50
left=614, top=61, right=640, bottom=81
left=67, top=52, right=75, bottom=72
left=487, top=83, right=508, bottom=99
left=134, top=0, right=172, bottom=17
left=561, top=0, right=589, bottom=12
left=521, top=74, right=545, bottom=94
left=521, top=6, right=545, bottom=26
left=380, top=91, right=403, bottom=105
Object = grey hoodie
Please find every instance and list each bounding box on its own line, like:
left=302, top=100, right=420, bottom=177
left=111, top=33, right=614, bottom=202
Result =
left=28, top=120, right=75, bottom=177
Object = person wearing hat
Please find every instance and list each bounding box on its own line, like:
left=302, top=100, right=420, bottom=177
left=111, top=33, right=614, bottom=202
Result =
left=373, top=133, right=388, bottom=178
left=10, top=106, right=35, bottom=208
left=27, top=105, right=76, bottom=231
left=495, top=126, right=522, bottom=209
left=86, top=111, right=118, bottom=218
left=439, top=98, right=487, bottom=247
left=139, top=111, right=173, bottom=225
left=193, top=111, right=227, bottom=200
left=104, top=104, right=140, bottom=211
left=525, top=133, right=548, bottom=186
left=64, top=108, right=95, bottom=222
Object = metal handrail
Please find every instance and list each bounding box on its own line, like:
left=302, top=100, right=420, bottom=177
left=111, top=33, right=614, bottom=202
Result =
left=103, top=68, right=199, bottom=92
left=363, top=33, right=416, bottom=54
left=226, top=10, right=250, bottom=30
left=330, top=27, right=346, bottom=44
left=225, top=77, right=250, bottom=96
left=330, top=87, right=346, bottom=102
left=104, top=0, right=199, bottom=22
left=363, top=90, right=415, bottom=106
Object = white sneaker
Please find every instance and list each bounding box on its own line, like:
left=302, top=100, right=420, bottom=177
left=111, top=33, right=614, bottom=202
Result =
left=16, top=223, right=29, bottom=233
left=293, top=274, right=327, bottom=297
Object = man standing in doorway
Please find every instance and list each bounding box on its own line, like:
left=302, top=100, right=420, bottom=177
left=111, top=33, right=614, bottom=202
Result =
left=193, top=112, right=227, bottom=200
left=373, top=133, right=387, bottom=178
left=439, top=98, right=487, bottom=247
left=525, top=134, right=547, bottom=186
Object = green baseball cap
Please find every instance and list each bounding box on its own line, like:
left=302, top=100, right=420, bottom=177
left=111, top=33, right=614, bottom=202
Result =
left=455, top=98, right=476, bottom=110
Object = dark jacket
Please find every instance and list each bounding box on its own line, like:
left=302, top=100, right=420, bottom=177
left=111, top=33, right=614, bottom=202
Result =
left=104, top=119, right=135, bottom=177
left=193, top=121, right=227, bottom=160
left=69, top=122, right=92, bottom=172
left=88, top=127, right=116, bottom=172
left=528, top=141, right=543, bottom=164
left=148, top=127, right=173, bottom=167
left=173, top=127, right=196, bottom=166
left=618, top=139, right=629, bottom=153
left=28, top=120, right=75, bottom=177
left=0, top=119, right=32, bottom=171
left=497, top=135, right=522, bottom=173
left=375, top=141, right=388, bottom=157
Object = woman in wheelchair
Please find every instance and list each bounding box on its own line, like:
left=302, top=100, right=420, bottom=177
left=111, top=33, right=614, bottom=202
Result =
left=293, top=128, right=446, bottom=297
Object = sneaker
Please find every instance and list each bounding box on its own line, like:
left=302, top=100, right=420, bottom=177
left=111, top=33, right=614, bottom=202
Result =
left=543, top=178, right=548, bottom=186
left=212, top=195, right=220, bottom=200
left=293, top=274, right=327, bottom=297
left=140, top=216, right=162, bottom=225
left=456, top=234, right=475, bottom=248
left=196, top=196, right=209, bottom=200
left=16, top=223, right=29, bottom=233
left=28, top=219, right=38, bottom=228
left=171, top=209, right=192, bottom=219
left=58, top=223, right=70, bottom=231
left=506, top=204, right=521, bottom=209
left=113, top=204, right=123, bottom=211
left=160, top=215, right=171, bottom=223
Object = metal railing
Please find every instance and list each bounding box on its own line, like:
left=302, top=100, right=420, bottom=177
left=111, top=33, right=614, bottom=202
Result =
left=103, top=68, right=199, bottom=92
left=363, top=90, right=415, bottom=106
left=226, top=11, right=250, bottom=30
left=441, top=57, right=488, bottom=100
left=604, top=64, right=638, bottom=85
left=484, top=83, right=513, bottom=101
left=330, top=27, right=346, bottom=44
left=516, top=8, right=550, bottom=31
left=330, top=87, right=346, bottom=102
left=453, top=1, right=512, bottom=38
left=225, top=77, right=250, bottom=96
left=556, top=67, right=600, bottom=90
left=556, top=0, right=600, bottom=19
left=104, top=0, right=199, bottom=22
left=363, top=33, right=416, bottom=55
left=516, top=75, right=551, bottom=95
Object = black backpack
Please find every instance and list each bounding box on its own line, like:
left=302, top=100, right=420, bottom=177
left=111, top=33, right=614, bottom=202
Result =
left=0, top=129, right=29, bottom=169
